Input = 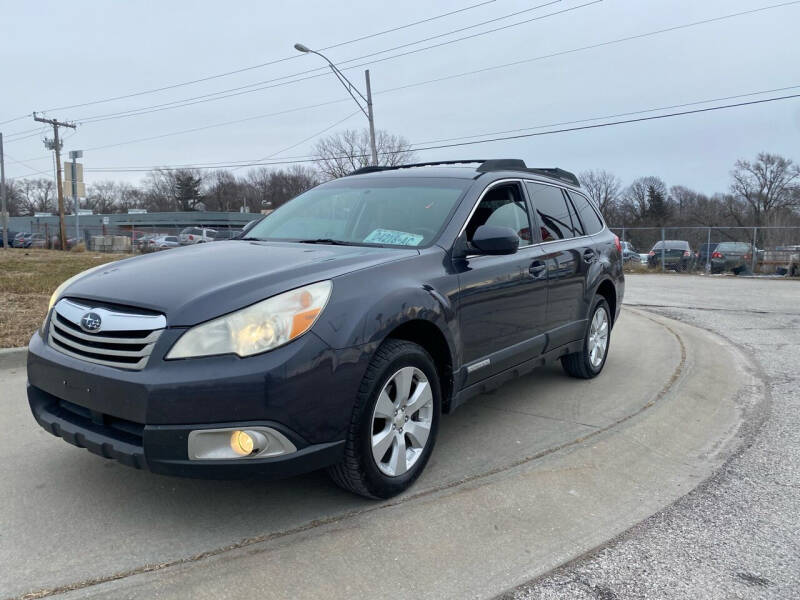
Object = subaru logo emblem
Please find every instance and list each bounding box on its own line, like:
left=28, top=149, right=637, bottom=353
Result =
left=80, top=312, right=102, bottom=332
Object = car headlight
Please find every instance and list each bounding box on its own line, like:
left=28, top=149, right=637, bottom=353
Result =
left=166, top=281, right=332, bottom=359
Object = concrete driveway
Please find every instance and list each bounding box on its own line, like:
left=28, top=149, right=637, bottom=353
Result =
left=0, top=301, right=753, bottom=599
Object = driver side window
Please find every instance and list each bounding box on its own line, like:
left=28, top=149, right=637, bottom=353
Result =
left=464, top=183, right=532, bottom=246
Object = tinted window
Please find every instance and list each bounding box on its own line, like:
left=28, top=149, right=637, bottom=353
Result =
left=525, top=182, right=575, bottom=241
left=568, top=192, right=604, bottom=235
left=565, top=195, right=584, bottom=236
left=465, top=183, right=532, bottom=245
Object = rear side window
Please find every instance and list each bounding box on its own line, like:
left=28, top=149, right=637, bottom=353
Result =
left=567, top=192, right=604, bottom=235
left=525, top=182, right=575, bottom=241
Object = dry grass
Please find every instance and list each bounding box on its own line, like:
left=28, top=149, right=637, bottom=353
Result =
left=0, top=249, right=130, bottom=348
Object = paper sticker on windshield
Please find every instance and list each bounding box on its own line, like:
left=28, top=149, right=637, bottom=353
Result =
left=364, top=228, right=423, bottom=246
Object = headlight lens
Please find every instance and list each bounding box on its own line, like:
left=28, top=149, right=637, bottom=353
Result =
left=166, top=281, right=332, bottom=359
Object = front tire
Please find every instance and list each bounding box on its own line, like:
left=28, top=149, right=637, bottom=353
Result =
left=328, top=339, right=441, bottom=499
left=561, top=296, right=611, bottom=379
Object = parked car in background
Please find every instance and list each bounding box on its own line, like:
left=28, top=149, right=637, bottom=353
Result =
left=152, top=235, right=180, bottom=250
left=179, top=227, right=217, bottom=244
left=212, top=229, right=243, bottom=241
left=647, top=240, right=694, bottom=271
left=0, top=231, right=19, bottom=247
left=638, top=253, right=649, bottom=265
left=12, top=233, right=31, bottom=248
left=711, top=242, right=753, bottom=274
left=620, top=241, right=639, bottom=262
left=15, top=233, right=46, bottom=248
left=134, top=234, right=158, bottom=249
left=697, top=243, right=718, bottom=268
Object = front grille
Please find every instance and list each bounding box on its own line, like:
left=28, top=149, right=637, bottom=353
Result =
left=48, top=298, right=166, bottom=370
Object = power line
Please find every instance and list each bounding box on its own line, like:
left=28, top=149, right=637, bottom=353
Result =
left=0, top=114, right=31, bottom=126
left=408, top=83, right=800, bottom=146
left=67, top=0, right=798, bottom=127
left=232, top=110, right=362, bottom=172
left=71, top=0, right=594, bottom=124
left=13, top=0, right=799, bottom=162
left=84, top=92, right=800, bottom=172
left=85, top=83, right=800, bottom=171
left=38, top=0, right=497, bottom=114
left=3, top=152, right=54, bottom=177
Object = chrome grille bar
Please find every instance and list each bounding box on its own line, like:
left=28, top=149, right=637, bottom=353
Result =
left=48, top=299, right=165, bottom=370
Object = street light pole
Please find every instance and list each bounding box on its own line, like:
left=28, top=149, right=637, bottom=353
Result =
left=294, top=43, right=378, bottom=165
left=364, top=70, right=378, bottom=166
left=0, top=132, right=7, bottom=251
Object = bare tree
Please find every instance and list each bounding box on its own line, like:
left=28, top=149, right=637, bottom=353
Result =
left=730, top=152, right=800, bottom=227
left=86, top=181, right=119, bottom=214
left=1, top=179, right=23, bottom=216
left=142, top=169, right=204, bottom=212
left=621, top=176, right=668, bottom=222
left=203, top=170, right=241, bottom=212
left=264, top=166, right=319, bottom=209
left=578, top=170, right=620, bottom=219
left=19, top=178, right=56, bottom=215
left=313, top=128, right=416, bottom=179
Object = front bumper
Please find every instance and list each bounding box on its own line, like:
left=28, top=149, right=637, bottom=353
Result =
left=27, top=328, right=369, bottom=479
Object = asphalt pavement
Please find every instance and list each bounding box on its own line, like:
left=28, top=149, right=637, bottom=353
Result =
left=506, top=274, right=800, bottom=600
left=0, top=275, right=771, bottom=599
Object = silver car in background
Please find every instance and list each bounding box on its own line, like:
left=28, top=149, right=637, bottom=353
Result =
left=179, top=227, right=217, bottom=245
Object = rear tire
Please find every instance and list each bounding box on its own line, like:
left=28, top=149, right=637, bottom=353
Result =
left=328, top=339, right=441, bottom=499
left=561, top=296, right=611, bottom=379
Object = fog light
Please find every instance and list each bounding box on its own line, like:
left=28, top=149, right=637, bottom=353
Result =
left=231, top=430, right=256, bottom=456
left=187, top=426, right=297, bottom=461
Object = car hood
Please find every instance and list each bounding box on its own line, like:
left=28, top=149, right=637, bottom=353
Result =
left=62, top=241, right=419, bottom=326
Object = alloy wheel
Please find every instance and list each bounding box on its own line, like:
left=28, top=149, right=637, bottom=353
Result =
left=370, top=366, right=434, bottom=477
left=588, top=307, right=609, bottom=368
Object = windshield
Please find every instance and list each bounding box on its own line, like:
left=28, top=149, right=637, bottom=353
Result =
left=245, top=177, right=469, bottom=247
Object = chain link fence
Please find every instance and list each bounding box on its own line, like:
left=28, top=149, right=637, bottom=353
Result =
left=614, top=226, right=800, bottom=276
left=12, top=223, right=245, bottom=253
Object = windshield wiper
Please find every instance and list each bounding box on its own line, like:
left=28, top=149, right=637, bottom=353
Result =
left=297, top=238, right=359, bottom=246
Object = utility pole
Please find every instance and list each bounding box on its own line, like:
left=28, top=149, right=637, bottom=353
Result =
left=0, top=132, right=8, bottom=251
left=364, top=70, right=378, bottom=166
left=33, top=113, right=75, bottom=251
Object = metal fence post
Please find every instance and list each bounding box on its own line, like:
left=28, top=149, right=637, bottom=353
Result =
left=706, top=227, right=711, bottom=272
left=752, top=226, right=758, bottom=273
left=661, top=227, right=666, bottom=272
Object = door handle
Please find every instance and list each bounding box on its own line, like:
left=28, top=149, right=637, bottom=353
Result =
left=528, top=261, right=546, bottom=278
left=582, top=249, right=596, bottom=263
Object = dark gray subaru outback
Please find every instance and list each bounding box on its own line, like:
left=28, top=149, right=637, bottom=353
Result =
left=27, top=159, right=624, bottom=499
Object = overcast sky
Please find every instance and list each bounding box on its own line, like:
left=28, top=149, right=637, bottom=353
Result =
left=2, top=0, right=798, bottom=194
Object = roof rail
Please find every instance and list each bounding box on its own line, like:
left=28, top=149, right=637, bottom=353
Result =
left=348, top=160, right=485, bottom=176
left=347, top=159, right=580, bottom=187
left=525, top=167, right=580, bottom=187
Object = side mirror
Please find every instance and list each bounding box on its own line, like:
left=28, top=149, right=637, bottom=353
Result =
left=471, top=225, right=519, bottom=255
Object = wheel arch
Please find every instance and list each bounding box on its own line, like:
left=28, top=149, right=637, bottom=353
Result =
left=384, top=319, right=455, bottom=414
left=593, top=278, right=617, bottom=328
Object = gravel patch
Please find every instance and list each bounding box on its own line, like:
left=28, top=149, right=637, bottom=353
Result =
left=503, top=274, right=800, bottom=600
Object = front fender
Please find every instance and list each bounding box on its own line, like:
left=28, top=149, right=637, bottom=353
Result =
left=315, top=276, right=457, bottom=357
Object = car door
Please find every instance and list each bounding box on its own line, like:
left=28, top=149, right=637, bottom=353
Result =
left=525, top=182, right=593, bottom=350
left=454, top=180, right=549, bottom=385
